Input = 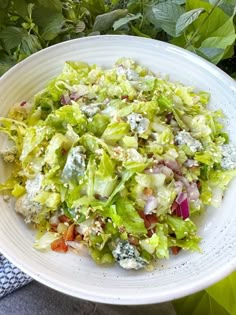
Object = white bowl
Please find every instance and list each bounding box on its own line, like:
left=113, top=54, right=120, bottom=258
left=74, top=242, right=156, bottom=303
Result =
left=0, top=36, right=236, bottom=305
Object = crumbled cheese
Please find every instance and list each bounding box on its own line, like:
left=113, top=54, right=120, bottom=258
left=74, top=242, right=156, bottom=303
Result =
left=221, top=144, right=236, bottom=170
left=126, top=69, right=139, bottom=81
left=127, top=113, right=149, bottom=135
left=62, top=146, right=86, bottom=180
left=80, top=104, right=101, bottom=117
left=0, top=147, right=17, bottom=163
left=15, top=194, right=41, bottom=224
left=15, top=174, right=43, bottom=223
left=175, top=130, right=203, bottom=153
left=112, top=241, right=146, bottom=270
left=3, top=195, right=10, bottom=202
left=25, top=174, right=43, bottom=199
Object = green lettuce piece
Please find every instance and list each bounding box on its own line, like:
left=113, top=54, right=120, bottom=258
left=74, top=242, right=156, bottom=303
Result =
left=0, top=178, right=18, bottom=191
left=102, top=121, right=130, bottom=144
left=166, top=215, right=197, bottom=240
left=90, top=245, right=115, bottom=265
left=106, top=169, right=134, bottom=204
left=32, top=91, right=58, bottom=120
left=120, top=135, right=138, bottom=149
left=44, top=133, right=72, bottom=167
left=0, top=118, right=26, bottom=152
left=34, top=191, right=61, bottom=209
left=200, top=181, right=212, bottom=205
left=195, top=142, right=221, bottom=166
left=117, top=100, right=159, bottom=120
left=209, top=169, right=236, bottom=191
left=104, top=197, right=146, bottom=235
left=12, top=183, right=26, bottom=197
left=87, top=113, right=110, bottom=137
left=20, top=123, right=54, bottom=167
left=33, top=231, right=59, bottom=250
left=93, top=151, right=118, bottom=197
left=168, top=235, right=201, bottom=252
left=45, top=104, right=87, bottom=135
left=140, top=223, right=169, bottom=259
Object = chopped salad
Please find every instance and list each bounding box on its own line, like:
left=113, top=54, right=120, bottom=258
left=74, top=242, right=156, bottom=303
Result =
left=0, top=58, right=236, bottom=270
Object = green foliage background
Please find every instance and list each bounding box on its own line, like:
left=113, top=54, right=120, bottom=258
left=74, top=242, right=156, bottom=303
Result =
left=0, top=0, right=235, bottom=76
left=0, top=1, right=235, bottom=313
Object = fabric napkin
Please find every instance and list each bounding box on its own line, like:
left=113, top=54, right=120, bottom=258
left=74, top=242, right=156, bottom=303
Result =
left=0, top=253, right=32, bottom=298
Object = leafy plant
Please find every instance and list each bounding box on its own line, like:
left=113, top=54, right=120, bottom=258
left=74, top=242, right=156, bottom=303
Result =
left=0, top=0, right=235, bottom=76
left=173, top=271, right=236, bottom=315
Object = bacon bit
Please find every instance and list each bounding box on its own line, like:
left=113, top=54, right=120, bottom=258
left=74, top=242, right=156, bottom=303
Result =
left=58, top=215, right=71, bottom=223
left=128, top=236, right=139, bottom=246
left=143, top=187, right=153, bottom=197
left=196, top=180, right=201, bottom=189
left=166, top=112, right=173, bottom=124
left=64, top=224, right=75, bottom=241
left=171, top=201, right=179, bottom=213
left=50, top=226, right=58, bottom=232
left=61, top=148, right=67, bottom=156
left=138, top=210, right=158, bottom=230
left=171, top=246, right=181, bottom=255
left=118, top=225, right=126, bottom=233
left=50, top=223, right=58, bottom=232
left=51, top=238, right=68, bottom=253
left=94, top=194, right=108, bottom=201
left=147, top=229, right=155, bottom=237
left=121, top=95, right=128, bottom=100
left=20, top=101, right=27, bottom=107
left=75, top=234, right=83, bottom=241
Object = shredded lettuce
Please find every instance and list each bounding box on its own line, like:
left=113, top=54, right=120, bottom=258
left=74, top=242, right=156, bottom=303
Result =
left=0, top=58, right=235, bottom=271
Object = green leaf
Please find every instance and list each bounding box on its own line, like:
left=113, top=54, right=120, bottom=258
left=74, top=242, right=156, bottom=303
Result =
left=12, top=0, right=28, bottom=18
left=0, top=0, right=9, bottom=9
left=196, top=47, right=225, bottom=63
left=42, top=13, right=65, bottom=41
left=0, top=53, right=16, bottom=76
left=151, top=2, right=185, bottom=36
left=82, top=0, right=105, bottom=17
left=197, top=35, right=236, bottom=63
left=20, top=33, right=42, bottom=55
left=207, top=0, right=224, bottom=5
left=173, top=290, right=229, bottom=315
left=176, top=8, right=205, bottom=36
left=37, top=0, right=62, bottom=12
left=173, top=272, right=236, bottom=315
left=93, top=9, right=128, bottom=32
left=113, top=13, right=142, bottom=31
left=75, top=21, right=86, bottom=33
left=0, top=27, right=25, bottom=51
left=206, top=272, right=236, bottom=314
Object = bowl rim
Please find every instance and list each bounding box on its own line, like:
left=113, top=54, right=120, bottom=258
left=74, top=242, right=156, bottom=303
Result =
left=0, top=35, right=235, bottom=305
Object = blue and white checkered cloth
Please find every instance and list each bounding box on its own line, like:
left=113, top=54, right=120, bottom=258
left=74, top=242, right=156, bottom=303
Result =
left=0, top=254, right=32, bottom=298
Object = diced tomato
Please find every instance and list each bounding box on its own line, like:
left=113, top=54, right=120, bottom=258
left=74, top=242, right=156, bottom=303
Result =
left=64, top=224, right=75, bottom=241
left=171, top=246, right=181, bottom=255
left=143, top=187, right=153, bottom=197
left=58, top=215, right=70, bottom=223
left=51, top=238, right=68, bottom=253
left=61, top=148, right=67, bottom=156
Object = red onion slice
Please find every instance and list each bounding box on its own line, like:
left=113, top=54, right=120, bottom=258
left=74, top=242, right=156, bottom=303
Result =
left=176, top=192, right=188, bottom=205
left=144, top=196, right=158, bottom=215
left=176, top=198, right=189, bottom=219
left=187, top=182, right=200, bottom=201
